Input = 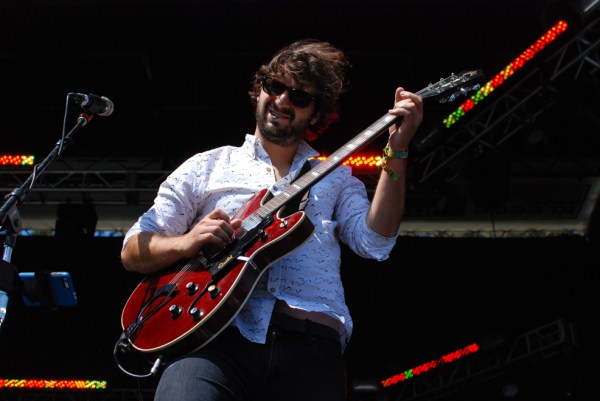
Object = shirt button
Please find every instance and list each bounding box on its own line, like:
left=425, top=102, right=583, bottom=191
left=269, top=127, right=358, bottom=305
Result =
left=266, top=167, right=272, bottom=172
left=273, top=185, right=278, bottom=190
left=270, top=288, right=276, bottom=292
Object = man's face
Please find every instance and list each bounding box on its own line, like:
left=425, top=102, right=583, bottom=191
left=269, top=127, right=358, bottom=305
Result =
left=255, top=75, right=319, bottom=147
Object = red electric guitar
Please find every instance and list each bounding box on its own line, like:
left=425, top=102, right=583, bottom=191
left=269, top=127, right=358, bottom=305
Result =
left=116, top=70, right=483, bottom=377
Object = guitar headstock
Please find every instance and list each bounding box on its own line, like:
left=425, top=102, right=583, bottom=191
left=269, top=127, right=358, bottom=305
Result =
left=417, top=69, right=485, bottom=103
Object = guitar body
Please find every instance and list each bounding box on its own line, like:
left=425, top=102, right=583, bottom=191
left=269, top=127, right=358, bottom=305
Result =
left=121, top=188, right=315, bottom=360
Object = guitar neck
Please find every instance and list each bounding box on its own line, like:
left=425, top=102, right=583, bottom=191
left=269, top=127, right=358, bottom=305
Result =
left=251, top=69, right=484, bottom=221
left=257, top=112, right=399, bottom=219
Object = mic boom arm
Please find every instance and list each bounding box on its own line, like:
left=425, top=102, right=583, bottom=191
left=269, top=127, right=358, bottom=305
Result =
left=0, top=90, right=110, bottom=329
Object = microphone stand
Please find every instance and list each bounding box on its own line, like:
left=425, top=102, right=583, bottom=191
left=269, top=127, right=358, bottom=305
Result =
left=0, top=98, right=95, bottom=330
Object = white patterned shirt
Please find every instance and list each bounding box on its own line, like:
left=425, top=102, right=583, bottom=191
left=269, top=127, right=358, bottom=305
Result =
left=123, top=134, right=398, bottom=350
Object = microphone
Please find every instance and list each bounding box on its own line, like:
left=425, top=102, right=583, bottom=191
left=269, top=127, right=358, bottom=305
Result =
left=71, top=93, right=114, bottom=116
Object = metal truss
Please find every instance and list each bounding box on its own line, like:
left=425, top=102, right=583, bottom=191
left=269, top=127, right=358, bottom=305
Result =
left=0, top=157, right=173, bottom=207
left=349, top=319, right=577, bottom=401
left=2, top=18, right=598, bottom=210
left=1, top=16, right=599, bottom=235
left=410, top=14, right=600, bottom=187
left=0, top=159, right=388, bottom=209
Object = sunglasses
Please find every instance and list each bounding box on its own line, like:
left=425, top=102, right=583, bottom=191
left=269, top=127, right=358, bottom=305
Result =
left=260, top=77, right=316, bottom=108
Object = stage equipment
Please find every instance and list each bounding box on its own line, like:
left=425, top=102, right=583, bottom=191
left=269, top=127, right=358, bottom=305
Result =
left=0, top=92, right=113, bottom=330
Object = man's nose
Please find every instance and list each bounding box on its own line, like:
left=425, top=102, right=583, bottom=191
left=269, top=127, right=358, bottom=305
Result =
left=276, top=89, right=291, bottom=101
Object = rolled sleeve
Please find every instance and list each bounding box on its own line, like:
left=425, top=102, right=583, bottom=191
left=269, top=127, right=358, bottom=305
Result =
left=334, top=168, right=398, bottom=261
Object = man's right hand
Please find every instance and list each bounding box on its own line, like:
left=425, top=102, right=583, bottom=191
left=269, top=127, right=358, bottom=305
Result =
left=121, top=208, right=242, bottom=274
left=179, top=209, right=243, bottom=258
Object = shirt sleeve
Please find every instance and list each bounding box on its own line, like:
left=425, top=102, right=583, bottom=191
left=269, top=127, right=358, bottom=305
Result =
left=334, top=167, right=398, bottom=261
left=122, top=155, right=207, bottom=250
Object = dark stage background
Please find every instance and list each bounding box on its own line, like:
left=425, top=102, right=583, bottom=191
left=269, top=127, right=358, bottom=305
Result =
left=1, top=234, right=599, bottom=400
left=1, top=0, right=600, bottom=400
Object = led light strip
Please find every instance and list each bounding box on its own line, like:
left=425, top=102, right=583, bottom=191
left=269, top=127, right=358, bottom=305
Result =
left=443, top=20, right=568, bottom=128
left=316, top=155, right=381, bottom=169
left=0, top=154, right=35, bottom=166
left=381, top=343, right=479, bottom=388
left=0, top=379, right=107, bottom=390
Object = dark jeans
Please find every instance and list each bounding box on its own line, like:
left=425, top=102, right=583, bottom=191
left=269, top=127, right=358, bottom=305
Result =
left=154, top=319, right=347, bottom=401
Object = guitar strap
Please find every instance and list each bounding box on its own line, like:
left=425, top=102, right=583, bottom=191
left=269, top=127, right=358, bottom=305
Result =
left=284, top=159, right=313, bottom=214
left=296, top=159, right=314, bottom=211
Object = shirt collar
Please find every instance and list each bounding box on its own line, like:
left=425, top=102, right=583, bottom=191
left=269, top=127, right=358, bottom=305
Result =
left=242, top=134, right=320, bottom=165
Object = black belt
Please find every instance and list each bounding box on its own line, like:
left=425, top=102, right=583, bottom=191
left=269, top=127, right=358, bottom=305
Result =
left=269, top=312, right=340, bottom=343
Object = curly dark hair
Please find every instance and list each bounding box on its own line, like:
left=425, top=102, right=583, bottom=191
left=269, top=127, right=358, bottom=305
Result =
left=249, top=39, right=351, bottom=141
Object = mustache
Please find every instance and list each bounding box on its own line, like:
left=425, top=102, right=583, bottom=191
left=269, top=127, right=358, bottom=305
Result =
left=268, top=102, right=294, bottom=120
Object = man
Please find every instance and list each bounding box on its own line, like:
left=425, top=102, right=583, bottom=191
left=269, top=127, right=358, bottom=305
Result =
left=121, top=38, right=423, bottom=401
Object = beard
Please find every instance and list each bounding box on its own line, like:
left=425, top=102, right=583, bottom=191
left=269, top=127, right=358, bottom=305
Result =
left=255, top=102, right=312, bottom=147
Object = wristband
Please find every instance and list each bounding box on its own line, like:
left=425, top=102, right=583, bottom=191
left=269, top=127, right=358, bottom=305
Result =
left=376, top=156, right=399, bottom=180
left=383, top=143, right=409, bottom=159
